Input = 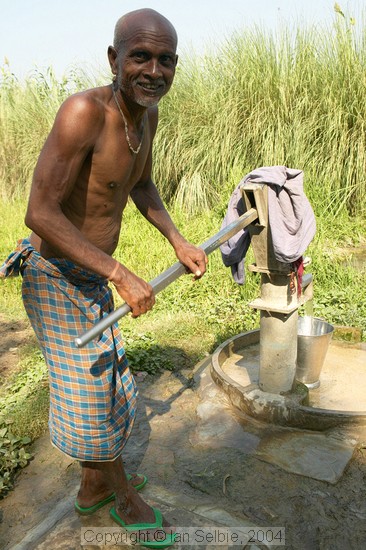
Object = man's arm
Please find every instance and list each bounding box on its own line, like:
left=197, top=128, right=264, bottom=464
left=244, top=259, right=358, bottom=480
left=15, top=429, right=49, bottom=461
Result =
left=130, top=178, right=207, bottom=278
left=25, top=93, right=155, bottom=318
left=129, top=108, right=207, bottom=278
left=25, top=93, right=117, bottom=277
left=130, top=108, right=207, bottom=279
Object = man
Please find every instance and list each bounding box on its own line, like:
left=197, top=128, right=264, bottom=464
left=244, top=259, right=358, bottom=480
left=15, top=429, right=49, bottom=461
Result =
left=1, top=8, right=207, bottom=548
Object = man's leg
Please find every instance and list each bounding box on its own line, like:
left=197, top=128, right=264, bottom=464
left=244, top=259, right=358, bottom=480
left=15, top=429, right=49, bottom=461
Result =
left=77, top=458, right=145, bottom=508
left=77, top=457, right=168, bottom=527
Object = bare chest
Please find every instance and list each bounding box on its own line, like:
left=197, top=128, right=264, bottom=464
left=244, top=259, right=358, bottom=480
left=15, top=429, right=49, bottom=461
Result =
left=96, top=125, right=149, bottom=189
left=73, top=124, right=150, bottom=215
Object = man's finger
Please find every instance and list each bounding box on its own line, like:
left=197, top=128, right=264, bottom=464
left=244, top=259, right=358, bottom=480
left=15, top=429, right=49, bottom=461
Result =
left=183, top=259, right=202, bottom=277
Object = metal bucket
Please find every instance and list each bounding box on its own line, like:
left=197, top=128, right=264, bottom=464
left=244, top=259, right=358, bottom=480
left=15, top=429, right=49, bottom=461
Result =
left=296, top=316, right=334, bottom=389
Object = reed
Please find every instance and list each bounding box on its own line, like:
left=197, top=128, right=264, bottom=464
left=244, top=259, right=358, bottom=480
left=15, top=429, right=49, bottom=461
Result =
left=0, top=7, right=365, bottom=214
left=0, top=63, right=101, bottom=199
left=154, top=6, right=366, bottom=217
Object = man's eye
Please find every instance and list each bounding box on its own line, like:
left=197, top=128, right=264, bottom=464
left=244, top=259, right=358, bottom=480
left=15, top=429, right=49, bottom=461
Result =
left=160, top=55, right=174, bottom=66
left=133, top=52, right=147, bottom=61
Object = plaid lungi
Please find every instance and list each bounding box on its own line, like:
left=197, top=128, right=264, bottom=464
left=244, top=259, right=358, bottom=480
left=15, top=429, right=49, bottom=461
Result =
left=0, top=238, right=137, bottom=461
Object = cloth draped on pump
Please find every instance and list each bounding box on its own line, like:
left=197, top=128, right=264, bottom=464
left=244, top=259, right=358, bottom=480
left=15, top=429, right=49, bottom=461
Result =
left=220, top=166, right=316, bottom=284
left=0, top=238, right=137, bottom=461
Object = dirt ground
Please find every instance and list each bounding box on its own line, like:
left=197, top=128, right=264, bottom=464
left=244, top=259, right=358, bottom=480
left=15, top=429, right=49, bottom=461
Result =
left=1, top=317, right=366, bottom=549
left=0, top=315, right=34, bottom=380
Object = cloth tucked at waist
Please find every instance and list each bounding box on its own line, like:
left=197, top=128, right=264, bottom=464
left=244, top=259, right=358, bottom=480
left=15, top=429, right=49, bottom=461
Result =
left=0, top=237, right=106, bottom=285
left=1, top=238, right=137, bottom=461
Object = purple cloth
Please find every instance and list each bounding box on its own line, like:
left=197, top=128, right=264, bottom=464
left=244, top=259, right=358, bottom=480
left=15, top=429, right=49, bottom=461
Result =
left=220, top=166, right=316, bottom=284
left=219, top=184, right=251, bottom=284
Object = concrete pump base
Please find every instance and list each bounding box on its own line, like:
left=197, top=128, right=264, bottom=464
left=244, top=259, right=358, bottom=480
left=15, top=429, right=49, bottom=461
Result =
left=210, top=329, right=366, bottom=430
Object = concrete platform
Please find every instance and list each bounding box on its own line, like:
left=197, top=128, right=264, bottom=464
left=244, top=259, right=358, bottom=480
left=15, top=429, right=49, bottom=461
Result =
left=211, top=330, right=366, bottom=430
left=1, top=356, right=366, bottom=550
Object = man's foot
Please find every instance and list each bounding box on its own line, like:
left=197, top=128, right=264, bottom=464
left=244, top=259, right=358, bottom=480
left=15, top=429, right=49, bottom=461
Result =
left=75, top=473, right=148, bottom=515
left=110, top=504, right=176, bottom=548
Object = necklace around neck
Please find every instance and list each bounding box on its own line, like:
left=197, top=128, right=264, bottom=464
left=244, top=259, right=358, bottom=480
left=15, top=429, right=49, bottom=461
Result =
left=112, top=88, right=144, bottom=155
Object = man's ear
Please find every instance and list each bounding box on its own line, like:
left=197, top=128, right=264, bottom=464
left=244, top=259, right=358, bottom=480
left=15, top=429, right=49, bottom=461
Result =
left=107, top=46, right=118, bottom=76
left=175, top=54, right=179, bottom=67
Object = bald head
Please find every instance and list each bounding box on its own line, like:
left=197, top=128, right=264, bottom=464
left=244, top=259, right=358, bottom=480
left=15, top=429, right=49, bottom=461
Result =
left=113, top=8, right=177, bottom=52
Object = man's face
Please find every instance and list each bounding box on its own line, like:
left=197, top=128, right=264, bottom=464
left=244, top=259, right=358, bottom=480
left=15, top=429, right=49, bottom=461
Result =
left=113, top=29, right=178, bottom=108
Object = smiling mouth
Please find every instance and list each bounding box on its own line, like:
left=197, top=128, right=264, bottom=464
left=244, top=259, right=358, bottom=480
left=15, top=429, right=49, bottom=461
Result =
left=138, top=82, right=164, bottom=94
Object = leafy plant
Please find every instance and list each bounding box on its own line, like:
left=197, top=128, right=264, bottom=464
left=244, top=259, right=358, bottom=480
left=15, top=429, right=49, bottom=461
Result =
left=0, top=344, right=48, bottom=497
left=0, top=422, right=32, bottom=497
left=122, top=330, right=176, bottom=374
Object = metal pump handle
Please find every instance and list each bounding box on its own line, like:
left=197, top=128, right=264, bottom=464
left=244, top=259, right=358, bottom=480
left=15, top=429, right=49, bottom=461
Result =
left=74, top=208, right=258, bottom=348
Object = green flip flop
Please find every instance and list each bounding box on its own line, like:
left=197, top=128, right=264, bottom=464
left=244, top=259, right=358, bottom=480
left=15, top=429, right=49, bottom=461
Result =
left=75, top=492, right=115, bottom=515
left=128, top=473, right=148, bottom=492
left=74, top=473, right=148, bottom=515
left=110, top=506, right=176, bottom=549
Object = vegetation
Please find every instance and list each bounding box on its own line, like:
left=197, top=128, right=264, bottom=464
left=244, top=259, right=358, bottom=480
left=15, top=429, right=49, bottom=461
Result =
left=0, top=346, right=47, bottom=495
left=1, top=7, right=366, bottom=218
left=0, top=6, right=365, bottom=496
left=155, top=5, right=366, bottom=219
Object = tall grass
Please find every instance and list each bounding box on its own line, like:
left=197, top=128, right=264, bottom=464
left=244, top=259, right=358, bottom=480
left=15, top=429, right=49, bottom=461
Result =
left=0, top=5, right=365, bottom=338
left=1, top=8, right=365, bottom=216
left=154, top=8, right=366, bottom=218
left=0, top=63, right=102, bottom=199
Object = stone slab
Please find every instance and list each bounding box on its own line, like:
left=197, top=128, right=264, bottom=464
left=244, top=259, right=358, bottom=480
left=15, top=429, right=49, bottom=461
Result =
left=255, top=431, right=357, bottom=483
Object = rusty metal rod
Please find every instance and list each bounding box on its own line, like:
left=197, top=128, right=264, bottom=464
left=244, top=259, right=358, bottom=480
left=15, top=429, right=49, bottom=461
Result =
left=75, top=207, right=258, bottom=348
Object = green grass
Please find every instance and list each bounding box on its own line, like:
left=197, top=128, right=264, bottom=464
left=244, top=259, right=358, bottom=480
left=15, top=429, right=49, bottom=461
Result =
left=0, top=342, right=48, bottom=496
left=1, top=199, right=363, bottom=350
left=153, top=7, right=366, bottom=218
left=1, top=4, right=366, bottom=494
left=0, top=345, right=48, bottom=437
left=0, top=199, right=28, bottom=319
left=1, top=7, right=366, bottom=217
left=0, top=63, right=103, bottom=200
left=0, top=200, right=365, bottom=498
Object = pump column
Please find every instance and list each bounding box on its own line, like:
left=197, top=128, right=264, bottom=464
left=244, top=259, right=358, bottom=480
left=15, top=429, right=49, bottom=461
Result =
left=242, top=184, right=299, bottom=394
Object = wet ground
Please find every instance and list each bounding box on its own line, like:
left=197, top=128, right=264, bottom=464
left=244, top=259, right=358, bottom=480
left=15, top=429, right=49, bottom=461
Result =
left=221, top=339, right=366, bottom=412
left=1, top=351, right=366, bottom=550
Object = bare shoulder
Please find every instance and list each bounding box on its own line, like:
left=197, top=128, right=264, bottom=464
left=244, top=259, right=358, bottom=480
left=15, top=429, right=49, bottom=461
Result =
left=53, top=86, right=111, bottom=138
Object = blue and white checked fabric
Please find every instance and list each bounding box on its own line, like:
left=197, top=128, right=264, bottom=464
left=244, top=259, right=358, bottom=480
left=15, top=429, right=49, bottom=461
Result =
left=0, top=239, right=137, bottom=461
